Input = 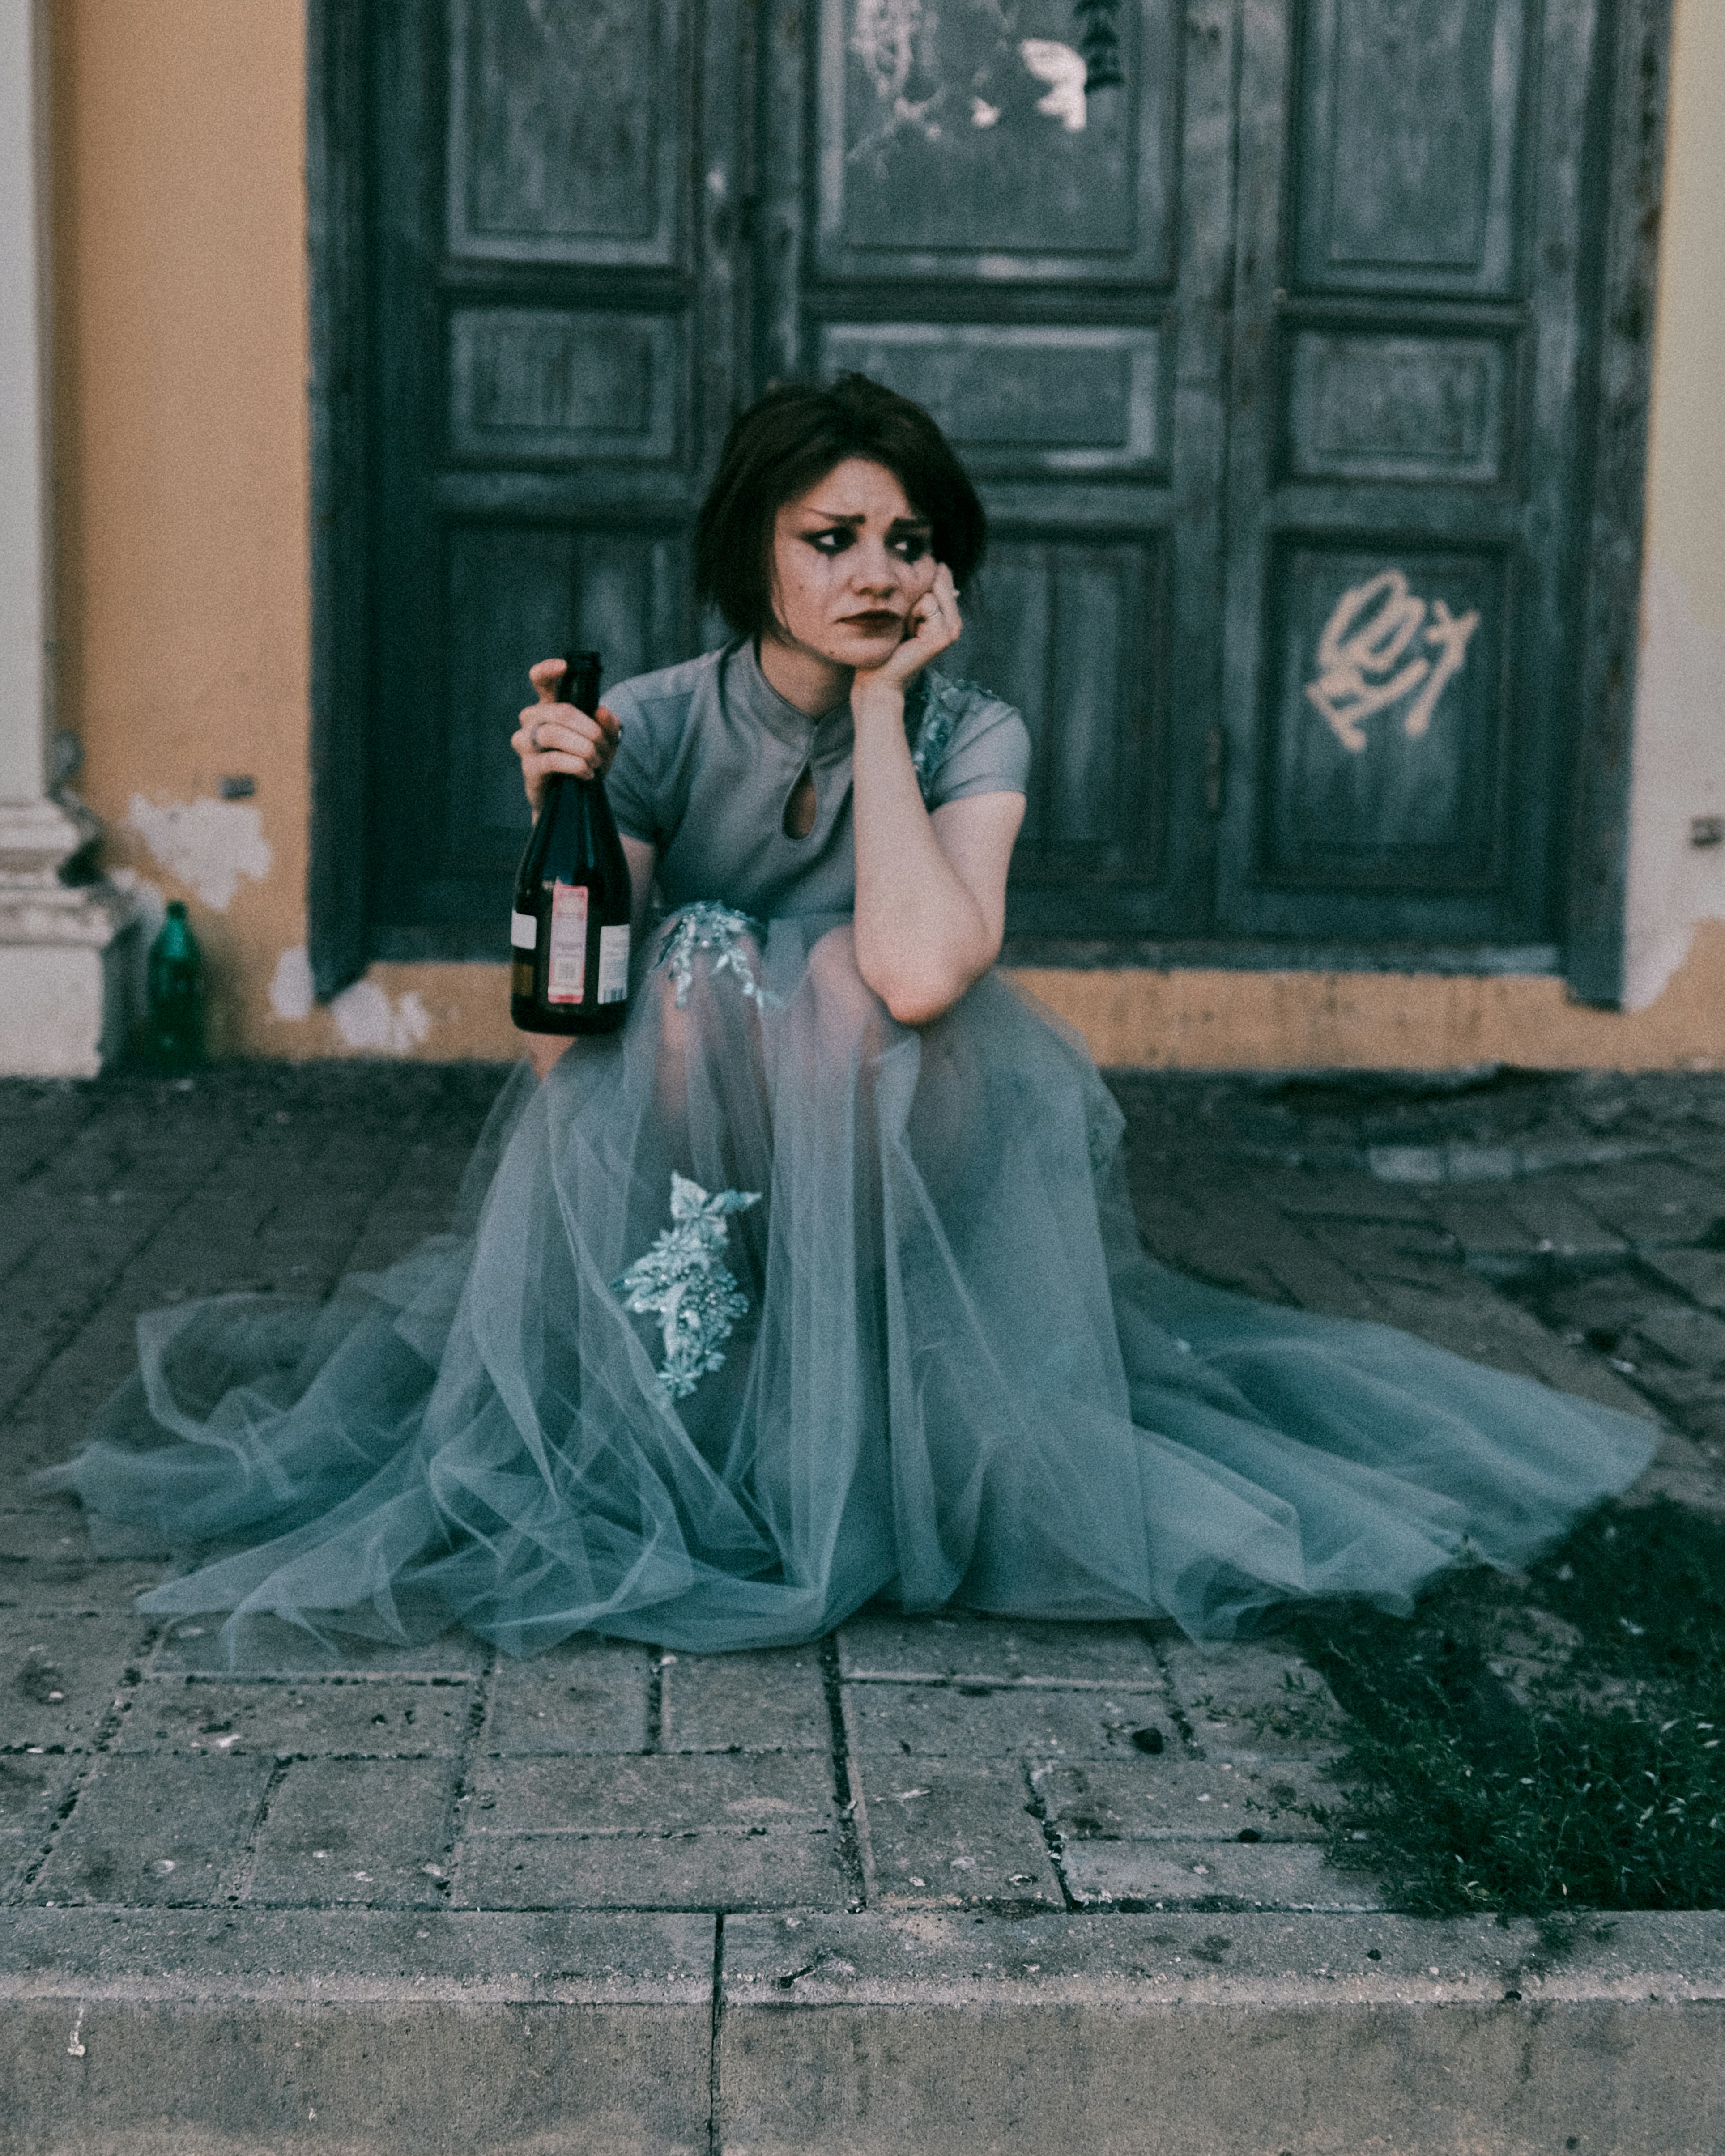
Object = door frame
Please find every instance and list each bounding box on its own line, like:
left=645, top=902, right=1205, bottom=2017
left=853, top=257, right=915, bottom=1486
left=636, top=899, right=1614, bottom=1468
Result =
left=306, top=0, right=1672, bottom=1008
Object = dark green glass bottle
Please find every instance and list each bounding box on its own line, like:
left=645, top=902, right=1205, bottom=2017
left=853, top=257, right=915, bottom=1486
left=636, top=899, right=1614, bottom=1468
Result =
left=145, top=901, right=206, bottom=1069
left=510, top=651, right=633, bottom=1036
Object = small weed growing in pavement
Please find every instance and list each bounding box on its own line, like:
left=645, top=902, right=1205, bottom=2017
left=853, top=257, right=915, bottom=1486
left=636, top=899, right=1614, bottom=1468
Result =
left=1286, top=1499, right=1725, bottom=1915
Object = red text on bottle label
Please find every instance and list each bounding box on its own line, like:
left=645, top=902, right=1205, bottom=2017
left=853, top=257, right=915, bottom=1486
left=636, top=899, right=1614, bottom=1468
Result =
left=545, top=882, right=588, bottom=1004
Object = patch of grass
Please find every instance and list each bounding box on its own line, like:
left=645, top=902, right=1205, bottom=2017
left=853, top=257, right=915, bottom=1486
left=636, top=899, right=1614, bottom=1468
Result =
left=1287, top=1499, right=1725, bottom=1916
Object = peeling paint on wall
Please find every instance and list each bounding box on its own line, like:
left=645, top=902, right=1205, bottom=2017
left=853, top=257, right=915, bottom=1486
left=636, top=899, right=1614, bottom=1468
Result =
left=1019, top=39, right=1087, bottom=130
left=269, top=944, right=315, bottom=1024
left=126, top=795, right=273, bottom=911
left=1623, top=557, right=1725, bottom=1010
left=852, top=0, right=924, bottom=104
left=330, top=977, right=432, bottom=1055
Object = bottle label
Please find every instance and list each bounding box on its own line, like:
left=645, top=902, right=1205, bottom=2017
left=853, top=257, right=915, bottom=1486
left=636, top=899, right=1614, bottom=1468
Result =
left=545, top=882, right=588, bottom=1004
left=509, top=910, right=536, bottom=952
left=597, top=924, right=630, bottom=1004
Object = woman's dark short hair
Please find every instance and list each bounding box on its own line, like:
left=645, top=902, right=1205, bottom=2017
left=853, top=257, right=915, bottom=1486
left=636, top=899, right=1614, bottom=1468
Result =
left=694, top=374, right=987, bottom=638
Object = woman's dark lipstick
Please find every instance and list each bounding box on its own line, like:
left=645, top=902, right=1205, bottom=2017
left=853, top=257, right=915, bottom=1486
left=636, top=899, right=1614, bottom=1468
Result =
left=841, top=610, right=900, bottom=630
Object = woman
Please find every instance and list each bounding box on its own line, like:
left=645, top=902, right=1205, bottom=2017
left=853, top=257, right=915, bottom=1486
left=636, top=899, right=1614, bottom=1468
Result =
left=42, top=377, right=1655, bottom=1658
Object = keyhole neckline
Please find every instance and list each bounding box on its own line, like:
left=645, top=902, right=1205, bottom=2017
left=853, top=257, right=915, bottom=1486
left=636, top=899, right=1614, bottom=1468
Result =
left=782, top=761, right=818, bottom=842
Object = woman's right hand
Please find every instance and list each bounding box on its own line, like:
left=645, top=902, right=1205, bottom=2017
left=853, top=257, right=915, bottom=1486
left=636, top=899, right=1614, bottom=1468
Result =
left=513, top=658, right=622, bottom=815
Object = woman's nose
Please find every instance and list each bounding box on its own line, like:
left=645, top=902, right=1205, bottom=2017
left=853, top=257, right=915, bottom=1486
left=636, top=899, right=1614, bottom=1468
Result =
left=849, top=543, right=898, bottom=593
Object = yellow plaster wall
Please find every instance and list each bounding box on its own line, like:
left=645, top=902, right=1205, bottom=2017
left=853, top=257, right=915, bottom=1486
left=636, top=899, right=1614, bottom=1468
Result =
left=52, top=0, right=1725, bottom=1071
left=53, top=0, right=311, bottom=1059
left=1622, top=0, right=1725, bottom=1009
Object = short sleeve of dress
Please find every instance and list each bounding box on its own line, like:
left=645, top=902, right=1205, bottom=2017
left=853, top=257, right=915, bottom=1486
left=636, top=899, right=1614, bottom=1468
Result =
left=911, top=672, right=1033, bottom=810
left=600, top=680, right=665, bottom=846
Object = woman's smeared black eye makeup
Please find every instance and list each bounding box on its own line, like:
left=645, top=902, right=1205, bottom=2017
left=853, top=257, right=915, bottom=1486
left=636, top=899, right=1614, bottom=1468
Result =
left=799, top=519, right=933, bottom=563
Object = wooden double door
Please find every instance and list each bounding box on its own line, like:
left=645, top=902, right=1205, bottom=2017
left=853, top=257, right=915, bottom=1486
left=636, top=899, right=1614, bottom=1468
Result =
left=350, top=0, right=1644, bottom=969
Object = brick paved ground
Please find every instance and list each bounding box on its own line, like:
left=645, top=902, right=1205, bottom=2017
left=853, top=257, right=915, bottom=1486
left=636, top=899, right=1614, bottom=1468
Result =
left=2, top=1061, right=1722, bottom=1936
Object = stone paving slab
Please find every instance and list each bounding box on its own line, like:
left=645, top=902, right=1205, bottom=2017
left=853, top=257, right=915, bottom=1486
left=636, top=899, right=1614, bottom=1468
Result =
left=246, top=1757, right=456, bottom=1907
left=486, top=1637, right=651, bottom=1754
left=0, top=1514, right=166, bottom=1609
left=454, top=1821, right=849, bottom=1914
left=842, top=1675, right=1156, bottom=1760
left=659, top=1645, right=829, bottom=1752
left=1037, top=1753, right=1342, bottom=1840
left=148, top=1613, right=486, bottom=1680
left=112, top=1674, right=474, bottom=1756
left=837, top=1610, right=1170, bottom=1685
left=1160, top=1640, right=1351, bottom=1756
left=0, top=1608, right=147, bottom=1751
left=33, top=1751, right=273, bottom=1906
left=1063, top=1836, right=1383, bottom=1911
left=463, top=1751, right=837, bottom=1838
left=849, top=1755, right=1063, bottom=1910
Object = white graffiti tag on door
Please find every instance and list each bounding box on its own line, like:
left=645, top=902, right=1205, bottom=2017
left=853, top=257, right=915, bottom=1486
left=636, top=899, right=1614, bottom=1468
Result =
left=1304, top=570, right=1482, bottom=753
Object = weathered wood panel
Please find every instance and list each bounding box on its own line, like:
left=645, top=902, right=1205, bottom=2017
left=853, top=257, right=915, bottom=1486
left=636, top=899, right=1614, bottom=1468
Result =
left=953, top=534, right=1168, bottom=919
left=817, top=321, right=1167, bottom=477
left=816, top=0, right=1179, bottom=284
left=1281, top=329, right=1517, bottom=485
left=446, top=307, right=685, bottom=466
left=445, top=0, right=687, bottom=266
left=1258, top=544, right=1511, bottom=887
left=1293, top=0, right=1531, bottom=293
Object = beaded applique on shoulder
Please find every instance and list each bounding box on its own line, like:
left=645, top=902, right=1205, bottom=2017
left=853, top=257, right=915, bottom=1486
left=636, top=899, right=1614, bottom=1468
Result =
left=904, top=668, right=1001, bottom=808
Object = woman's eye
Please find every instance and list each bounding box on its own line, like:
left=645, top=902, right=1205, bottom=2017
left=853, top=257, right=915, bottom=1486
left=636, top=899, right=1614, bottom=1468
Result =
left=892, top=535, right=930, bottom=563
left=805, top=529, right=851, bottom=555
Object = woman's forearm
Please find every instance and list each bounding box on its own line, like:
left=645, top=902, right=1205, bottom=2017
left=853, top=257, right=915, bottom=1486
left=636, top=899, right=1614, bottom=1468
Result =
left=849, top=690, right=998, bottom=1024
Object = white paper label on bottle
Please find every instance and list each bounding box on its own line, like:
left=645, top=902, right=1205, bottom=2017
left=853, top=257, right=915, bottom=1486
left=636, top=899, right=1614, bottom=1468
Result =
left=545, top=883, right=588, bottom=1004
left=597, top=924, right=630, bottom=1004
left=509, top=910, right=536, bottom=952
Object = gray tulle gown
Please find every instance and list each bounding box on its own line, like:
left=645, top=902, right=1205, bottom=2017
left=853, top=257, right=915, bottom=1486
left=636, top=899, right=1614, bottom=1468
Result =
left=38, top=644, right=1657, bottom=1659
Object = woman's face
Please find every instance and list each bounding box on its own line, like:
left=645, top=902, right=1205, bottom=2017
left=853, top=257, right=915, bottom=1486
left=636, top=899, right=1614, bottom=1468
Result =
left=766, top=458, right=940, bottom=672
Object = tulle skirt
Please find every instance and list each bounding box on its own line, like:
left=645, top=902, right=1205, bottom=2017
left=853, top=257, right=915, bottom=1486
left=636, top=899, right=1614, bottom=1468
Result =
left=38, top=907, right=1657, bottom=1659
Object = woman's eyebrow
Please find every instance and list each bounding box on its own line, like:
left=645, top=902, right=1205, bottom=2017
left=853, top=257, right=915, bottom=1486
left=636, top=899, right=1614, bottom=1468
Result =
left=795, top=508, right=932, bottom=530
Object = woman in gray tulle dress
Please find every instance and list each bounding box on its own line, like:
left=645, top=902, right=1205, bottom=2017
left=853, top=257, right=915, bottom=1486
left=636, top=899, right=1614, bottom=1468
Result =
left=41, top=377, right=1655, bottom=1659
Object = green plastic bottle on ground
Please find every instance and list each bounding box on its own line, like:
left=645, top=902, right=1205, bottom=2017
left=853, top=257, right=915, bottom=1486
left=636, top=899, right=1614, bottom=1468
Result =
left=145, top=901, right=206, bottom=1068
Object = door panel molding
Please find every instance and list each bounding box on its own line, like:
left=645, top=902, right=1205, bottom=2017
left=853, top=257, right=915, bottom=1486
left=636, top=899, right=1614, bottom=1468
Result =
left=445, top=305, right=688, bottom=467
left=815, top=0, right=1181, bottom=287
left=1291, top=0, right=1533, bottom=296
left=1253, top=536, right=1516, bottom=901
left=816, top=320, right=1170, bottom=478
left=1279, top=325, right=1521, bottom=488
left=443, top=0, right=689, bottom=268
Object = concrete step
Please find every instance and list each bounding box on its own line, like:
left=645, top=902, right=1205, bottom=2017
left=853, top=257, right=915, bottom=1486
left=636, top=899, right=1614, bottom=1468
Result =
left=3, top=1905, right=1722, bottom=2154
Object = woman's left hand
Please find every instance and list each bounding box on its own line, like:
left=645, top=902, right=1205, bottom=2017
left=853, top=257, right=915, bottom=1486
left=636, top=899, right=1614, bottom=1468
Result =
left=512, top=658, right=622, bottom=815
left=852, top=562, right=963, bottom=708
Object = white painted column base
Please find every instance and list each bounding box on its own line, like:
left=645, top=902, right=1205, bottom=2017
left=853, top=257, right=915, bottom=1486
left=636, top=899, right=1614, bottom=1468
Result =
left=0, top=797, right=140, bottom=1077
